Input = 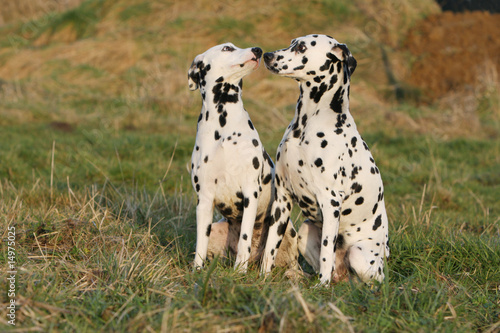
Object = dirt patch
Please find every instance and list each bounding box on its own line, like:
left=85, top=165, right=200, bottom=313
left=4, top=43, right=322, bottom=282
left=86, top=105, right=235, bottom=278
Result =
left=405, top=11, right=500, bottom=101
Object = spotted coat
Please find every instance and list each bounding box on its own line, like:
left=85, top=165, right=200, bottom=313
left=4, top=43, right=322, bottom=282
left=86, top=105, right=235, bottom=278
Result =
left=188, top=43, right=298, bottom=272
left=261, top=35, right=390, bottom=285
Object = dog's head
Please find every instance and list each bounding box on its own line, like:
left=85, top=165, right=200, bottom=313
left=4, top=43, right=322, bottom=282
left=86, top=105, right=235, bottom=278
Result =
left=264, top=34, right=356, bottom=83
left=188, top=43, right=262, bottom=91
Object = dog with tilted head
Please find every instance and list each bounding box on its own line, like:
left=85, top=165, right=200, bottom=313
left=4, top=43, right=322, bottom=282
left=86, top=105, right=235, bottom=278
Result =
left=260, top=35, right=390, bottom=285
left=187, top=43, right=298, bottom=272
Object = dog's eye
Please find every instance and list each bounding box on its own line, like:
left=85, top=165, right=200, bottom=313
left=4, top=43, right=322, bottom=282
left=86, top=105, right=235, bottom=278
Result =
left=297, top=44, right=307, bottom=53
left=222, top=46, right=235, bottom=52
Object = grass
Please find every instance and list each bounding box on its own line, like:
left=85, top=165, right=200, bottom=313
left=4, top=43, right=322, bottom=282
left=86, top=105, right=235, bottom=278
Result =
left=1, top=0, right=499, bottom=331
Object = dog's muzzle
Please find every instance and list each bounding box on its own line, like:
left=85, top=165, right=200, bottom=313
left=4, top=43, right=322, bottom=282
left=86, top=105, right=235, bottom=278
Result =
left=252, top=47, right=263, bottom=60
left=263, top=52, right=274, bottom=64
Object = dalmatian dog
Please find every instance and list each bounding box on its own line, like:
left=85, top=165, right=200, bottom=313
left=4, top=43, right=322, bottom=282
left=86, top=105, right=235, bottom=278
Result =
left=188, top=43, right=298, bottom=273
left=261, top=34, right=390, bottom=285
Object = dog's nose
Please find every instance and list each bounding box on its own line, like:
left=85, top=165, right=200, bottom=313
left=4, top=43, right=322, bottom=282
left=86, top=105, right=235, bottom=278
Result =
left=252, top=47, right=263, bottom=58
left=263, top=52, right=274, bottom=62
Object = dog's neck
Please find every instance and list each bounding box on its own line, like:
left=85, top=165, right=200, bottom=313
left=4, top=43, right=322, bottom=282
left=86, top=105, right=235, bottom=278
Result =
left=197, top=79, right=248, bottom=131
left=286, top=76, right=355, bottom=138
left=298, top=77, right=351, bottom=115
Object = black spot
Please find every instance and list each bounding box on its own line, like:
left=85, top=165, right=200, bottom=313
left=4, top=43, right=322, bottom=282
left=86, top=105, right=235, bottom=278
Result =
left=310, top=82, right=328, bottom=103
left=372, top=203, right=378, bottom=214
left=342, top=208, right=352, bottom=216
left=321, top=140, right=328, bottom=148
left=331, top=199, right=339, bottom=207
left=351, top=137, right=357, bottom=147
left=301, top=114, right=308, bottom=126
left=313, top=76, right=323, bottom=83
left=274, top=207, right=281, bottom=221
left=212, top=82, right=239, bottom=104
left=253, top=157, right=260, bottom=169
left=334, top=128, right=343, bottom=135
left=371, top=167, right=376, bottom=174
left=271, top=249, right=275, bottom=256
left=314, top=158, right=323, bottom=167
left=370, top=260, right=375, bottom=265
left=195, top=184, right=200, bottom=192
left=319, top=58, right=332, bottom=72
left=302, top=56, right=308, bottom=64
left=248, top=120, right=254, bottom=130
left=252, top=139, right=259, bottom=147
left=351, top=182, right=362, bottom=193
left=290, top=228, right=297, bottom=238
left=302, top=196, right=314, bottom=205
left=248, top=247, right=251, bottom=253
left=277, top=222, right=287, bottom=236
left=334, top=210, right=340, bottom=218
left=193, top=175, right=198, bottom=183
left=330, top=87, right=343, bottom=113
left=317, top=132, right=325, bottom=138
left=244, top=197, right=249, bottom=208
left=355, top=197, right=364, bottom=205
left=214, top=131, right=221, bottom=140
left=216, top=76, right=224, bottom=83
left=236, top=191, right=244, bottom=199
left=206, top=224, right=212, bottom=236
left=254, top=191, right=258, bottom=199
left=373, top=215, right=382, bottom=230
left=204, top=155, right=208, bottom=163
left=242, top=233, right=248, bottom=240
left=311, top=41, right=316, bottom=46
left=329, top=74, right=338, bottom=89
left=219, top=114, right=227, bottom=127
left=323, top=239, right=328, bottom=247
left=263, top=173, right=272, bottom=185
left=293, top=65, right=305, bottom=70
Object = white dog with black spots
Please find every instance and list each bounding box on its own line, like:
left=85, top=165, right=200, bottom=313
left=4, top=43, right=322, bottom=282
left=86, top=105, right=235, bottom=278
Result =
left=261, top=35, right=390, bottom=285
left=188, top=43, right=298, bottom=273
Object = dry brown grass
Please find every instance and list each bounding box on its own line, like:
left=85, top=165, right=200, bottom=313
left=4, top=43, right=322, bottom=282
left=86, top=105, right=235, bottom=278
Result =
left=0, top=0, right=498, bottom=140
left=0, top=0, right=85, bottom=25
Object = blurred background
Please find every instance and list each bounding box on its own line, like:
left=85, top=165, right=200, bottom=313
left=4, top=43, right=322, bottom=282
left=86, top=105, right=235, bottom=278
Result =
left=0, top=0, right=498, bottom=192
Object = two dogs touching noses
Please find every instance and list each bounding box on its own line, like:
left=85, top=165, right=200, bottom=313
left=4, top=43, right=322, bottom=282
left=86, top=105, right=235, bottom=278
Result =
left=187, top=34, right=390, bottom=286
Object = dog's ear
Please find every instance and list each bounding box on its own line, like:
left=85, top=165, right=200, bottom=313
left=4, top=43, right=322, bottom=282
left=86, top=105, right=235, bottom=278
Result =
left=332, top=43, right=357, bottom=78
left=188, top=54, right=204, bottom=91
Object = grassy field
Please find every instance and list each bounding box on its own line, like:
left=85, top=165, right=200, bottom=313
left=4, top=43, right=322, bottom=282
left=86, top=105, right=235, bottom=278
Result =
left=1, top=0, right=499, bottom=332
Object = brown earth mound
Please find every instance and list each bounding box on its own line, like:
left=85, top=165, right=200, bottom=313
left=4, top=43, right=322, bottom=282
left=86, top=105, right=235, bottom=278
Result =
left=405, top=11, right=500, bottom=101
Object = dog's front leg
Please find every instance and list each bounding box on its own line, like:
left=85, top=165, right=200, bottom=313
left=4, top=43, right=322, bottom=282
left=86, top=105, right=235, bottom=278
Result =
left=317, top=194, right=342, bottom=285
left=194, top=194, right=215, bottom=269
left=261, top=183, right=292, bottom=276
left=234, top=189, right=259, bottom=273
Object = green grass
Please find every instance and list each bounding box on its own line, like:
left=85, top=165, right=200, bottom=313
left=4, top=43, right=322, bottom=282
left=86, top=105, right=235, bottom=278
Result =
left=1, top=0, right=499, bottom=331
left=1, top=126, right=499, bottom=331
